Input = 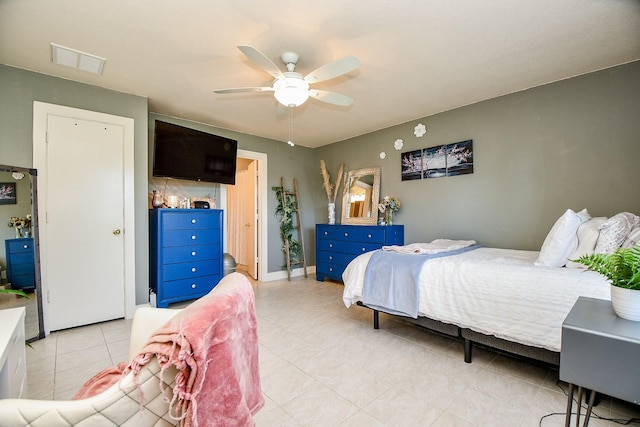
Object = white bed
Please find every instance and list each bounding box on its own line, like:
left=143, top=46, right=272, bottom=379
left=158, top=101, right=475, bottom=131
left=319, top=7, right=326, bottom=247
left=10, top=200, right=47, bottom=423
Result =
left=343, top=247, right=610, bottom=353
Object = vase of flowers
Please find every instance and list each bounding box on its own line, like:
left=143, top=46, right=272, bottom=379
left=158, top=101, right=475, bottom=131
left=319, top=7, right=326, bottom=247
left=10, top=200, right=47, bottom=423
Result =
left=320, top=160, right=344, bottom=225
left=574, top=245, right=640, bottom=321
left=378, top=196, right=400, bottom=225
left=8, top=214, right=31, bottom=238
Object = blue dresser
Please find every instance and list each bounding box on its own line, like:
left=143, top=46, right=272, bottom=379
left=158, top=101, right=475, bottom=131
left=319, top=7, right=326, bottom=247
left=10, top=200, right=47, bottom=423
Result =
left=149, top=209, right=224, bottom=308
left=316, top=224, right=404, bottom=282
left=4, top=238, right=35, bottom=290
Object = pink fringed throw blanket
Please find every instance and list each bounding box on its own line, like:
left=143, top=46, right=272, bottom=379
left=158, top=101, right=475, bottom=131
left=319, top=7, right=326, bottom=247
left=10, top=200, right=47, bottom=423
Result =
left=127, top=273, right=264, bottom=427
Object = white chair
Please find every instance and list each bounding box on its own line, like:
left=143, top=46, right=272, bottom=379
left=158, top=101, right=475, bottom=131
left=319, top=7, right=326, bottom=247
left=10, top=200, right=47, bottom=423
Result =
left=0, top=273, right=262, bottom=427
left=0, top=306, right=182, bottom=426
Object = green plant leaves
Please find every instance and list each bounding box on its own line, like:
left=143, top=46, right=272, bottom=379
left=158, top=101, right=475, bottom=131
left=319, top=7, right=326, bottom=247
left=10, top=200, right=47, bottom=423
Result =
left=273, top=186, right=302, bottom=269
left=573, top=244, right=640, bottom=290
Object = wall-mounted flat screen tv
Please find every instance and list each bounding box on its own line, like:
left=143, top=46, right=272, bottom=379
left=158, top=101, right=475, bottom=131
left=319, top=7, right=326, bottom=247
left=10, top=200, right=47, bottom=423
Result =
left=153, top=120, right=237, bottom=185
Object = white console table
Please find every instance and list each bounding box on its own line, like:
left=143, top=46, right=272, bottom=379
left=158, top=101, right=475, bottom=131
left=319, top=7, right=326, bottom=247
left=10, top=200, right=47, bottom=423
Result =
left=0, top=307, right=26, bottom=398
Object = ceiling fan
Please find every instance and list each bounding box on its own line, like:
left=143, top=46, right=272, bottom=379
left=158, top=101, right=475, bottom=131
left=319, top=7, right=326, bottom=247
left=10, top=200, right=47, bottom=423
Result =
left=214, top=45, right=360, bottom=108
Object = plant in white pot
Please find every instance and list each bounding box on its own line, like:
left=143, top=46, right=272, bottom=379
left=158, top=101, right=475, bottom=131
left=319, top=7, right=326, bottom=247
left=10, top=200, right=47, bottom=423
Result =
left=574, top=244, right=640, bottom=321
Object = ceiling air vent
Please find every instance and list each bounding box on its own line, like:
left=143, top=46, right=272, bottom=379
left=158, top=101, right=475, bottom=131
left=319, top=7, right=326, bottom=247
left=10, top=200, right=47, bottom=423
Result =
left=51, top=43, right=106, bottom=75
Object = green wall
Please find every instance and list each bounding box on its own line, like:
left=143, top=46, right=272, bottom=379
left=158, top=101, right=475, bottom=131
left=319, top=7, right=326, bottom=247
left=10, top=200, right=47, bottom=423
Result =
left=317, top=61, right=640, bottom=250
left=2, top=59, right=639, bottom=304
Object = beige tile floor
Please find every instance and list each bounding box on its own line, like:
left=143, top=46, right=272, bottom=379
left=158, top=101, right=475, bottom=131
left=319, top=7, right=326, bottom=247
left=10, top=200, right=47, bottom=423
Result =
left=23, top=276, right=640, bottom=426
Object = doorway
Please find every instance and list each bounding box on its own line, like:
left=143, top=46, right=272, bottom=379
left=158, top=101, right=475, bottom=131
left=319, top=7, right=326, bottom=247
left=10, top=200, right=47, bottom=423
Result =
left=227, top=158, right=257, bottom=279
left=227, top=150, right=267, bottom=281
left=33, top=102, right=136, bottom=334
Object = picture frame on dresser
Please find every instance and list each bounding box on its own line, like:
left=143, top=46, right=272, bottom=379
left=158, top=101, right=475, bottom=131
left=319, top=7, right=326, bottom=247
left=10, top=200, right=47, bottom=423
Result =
left=316, top=224, right=404, bottom=282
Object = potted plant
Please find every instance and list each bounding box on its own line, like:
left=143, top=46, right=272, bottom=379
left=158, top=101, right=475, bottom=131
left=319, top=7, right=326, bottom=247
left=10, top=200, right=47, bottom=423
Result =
left=0, top=289, right=28, bottom=297
left=574, top=244, right=640, bottom=321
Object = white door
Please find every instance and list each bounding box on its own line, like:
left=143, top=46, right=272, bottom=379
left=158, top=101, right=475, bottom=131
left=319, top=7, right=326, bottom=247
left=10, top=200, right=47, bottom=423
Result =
left=33, top=103, right=135, bottom=333
left=243, top=161, right=258, bottom=279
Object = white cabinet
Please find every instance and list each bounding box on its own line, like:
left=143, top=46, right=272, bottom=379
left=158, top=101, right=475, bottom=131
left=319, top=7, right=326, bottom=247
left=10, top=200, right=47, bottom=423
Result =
left=0, top=307, right=26, bottom=398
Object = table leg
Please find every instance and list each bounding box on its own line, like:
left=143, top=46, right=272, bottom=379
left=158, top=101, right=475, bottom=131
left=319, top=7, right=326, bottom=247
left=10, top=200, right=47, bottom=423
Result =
left=565, top=383, right=574, bottom=427
left=576, top=387, right=583, bottom=427
left=583, top=390, right=596, bottom=427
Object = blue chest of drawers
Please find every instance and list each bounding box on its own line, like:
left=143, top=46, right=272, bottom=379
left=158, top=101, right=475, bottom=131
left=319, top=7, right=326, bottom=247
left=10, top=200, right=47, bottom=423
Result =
left=149, top=209, right=223, bottom=308
left=4, top=238, right=35, bottom=290
left=316, top=224, right=404, bottom=282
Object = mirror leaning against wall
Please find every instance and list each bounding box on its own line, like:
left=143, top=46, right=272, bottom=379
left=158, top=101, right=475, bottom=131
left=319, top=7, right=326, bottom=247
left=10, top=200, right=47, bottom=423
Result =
left=341, top=166, right=381, bottom=225
left=0, top=164, right=44, bottom=342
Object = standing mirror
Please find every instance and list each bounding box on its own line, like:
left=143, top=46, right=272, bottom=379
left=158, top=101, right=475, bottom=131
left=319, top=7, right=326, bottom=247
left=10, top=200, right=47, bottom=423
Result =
left=0, top=164, right=44, bottom=342
left=341, top=167, right=381, bottom=225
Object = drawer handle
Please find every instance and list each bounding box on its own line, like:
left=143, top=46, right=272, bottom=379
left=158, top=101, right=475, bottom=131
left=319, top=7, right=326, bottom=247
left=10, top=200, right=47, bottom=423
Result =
left=361, top=247, right=366, bottom=252
left=329, top=243, right=333, bottom=248
left=191, top=283, right=196, bottom=289
left=324, top=231, right=328, bottom=236
left=191, top=219, right=197, bottom=224
left=191, top=267, right=197, bottom=272
left=329, top=267, right=333, bottom=272
left=23, top=244, right=29, bottom=249
left=344, top=232, right=349, bottom=237
left=191, top=251, right=197, bottom=256
left=367, top=234, right=372, bottom=238
left=191, top=235, right=197, bottom=240
left=329, top=255, right=333, bottom=260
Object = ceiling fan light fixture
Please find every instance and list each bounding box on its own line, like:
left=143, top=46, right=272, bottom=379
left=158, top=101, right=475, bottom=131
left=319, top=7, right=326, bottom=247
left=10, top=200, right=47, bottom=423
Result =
left=273, top=75, right=310, bottom=107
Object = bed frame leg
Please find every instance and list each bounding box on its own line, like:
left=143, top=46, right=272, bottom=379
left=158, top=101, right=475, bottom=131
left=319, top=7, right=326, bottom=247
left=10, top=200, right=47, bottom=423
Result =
left=373, top=310, right=379, bottom=329
left=464, top=338, right=472, bottom=363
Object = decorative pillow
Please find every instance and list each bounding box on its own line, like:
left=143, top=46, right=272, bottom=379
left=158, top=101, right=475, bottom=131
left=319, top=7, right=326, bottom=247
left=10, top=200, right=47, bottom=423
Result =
left=622, top=226, right=640, bottom=248
left=566, top=217, right=607, bottom=268
left=535, top=208, right=590, bottom=268
left=594, top=212, right=639, bottom=254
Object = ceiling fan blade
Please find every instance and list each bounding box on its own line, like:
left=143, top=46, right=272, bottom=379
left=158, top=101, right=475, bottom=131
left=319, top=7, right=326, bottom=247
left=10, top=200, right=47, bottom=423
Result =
left=213, top=87, right=274, bottom=94
left=237, top=45, right=285, bottom=80
left=309, top=90, right=354, bottom=107
left=304, top=56, right=360, bottom=84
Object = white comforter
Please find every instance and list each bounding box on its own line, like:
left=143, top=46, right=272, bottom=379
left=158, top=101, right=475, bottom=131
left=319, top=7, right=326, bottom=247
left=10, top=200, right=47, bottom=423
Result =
left=342, top=247, right=610, bottom=352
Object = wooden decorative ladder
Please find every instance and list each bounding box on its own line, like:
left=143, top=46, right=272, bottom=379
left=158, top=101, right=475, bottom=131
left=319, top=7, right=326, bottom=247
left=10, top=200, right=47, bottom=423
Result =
left=278, top=177, right=307, bottom=280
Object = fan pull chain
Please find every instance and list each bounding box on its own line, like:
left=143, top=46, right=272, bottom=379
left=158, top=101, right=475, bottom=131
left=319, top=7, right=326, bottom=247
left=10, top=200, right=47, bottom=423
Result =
left=287, top=107, right=295, bottom=147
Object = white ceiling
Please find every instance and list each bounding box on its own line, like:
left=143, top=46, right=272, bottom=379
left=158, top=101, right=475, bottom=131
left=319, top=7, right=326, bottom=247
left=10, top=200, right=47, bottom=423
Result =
left=1, top=0, right=639, bottom=148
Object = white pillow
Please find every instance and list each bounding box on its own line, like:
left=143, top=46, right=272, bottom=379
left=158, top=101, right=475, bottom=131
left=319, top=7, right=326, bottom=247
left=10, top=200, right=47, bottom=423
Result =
left=594, top=212, right=639, bottom=254
left=566, top=217, right=607, bottom=269
left=622, top=226, right=640, bottom=248
left=535, top=208, right=590, bottom=268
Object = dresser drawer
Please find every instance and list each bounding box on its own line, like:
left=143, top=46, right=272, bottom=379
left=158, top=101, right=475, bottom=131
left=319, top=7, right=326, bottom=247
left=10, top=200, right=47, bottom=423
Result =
left=356, top=227, right=385, bottom=244
left=317, top=226, right=355, bottom=241
left=316, top=262, right=349, bottom=278
left=163, top=244, right=220, bottom=263
left=162, top=211, right=220, bottom=230
left=162, top=229, right=219, bottom=247
left=317, top=239, right=347, bottom=253
left=316, top=250, right=352, bottom=266
left=162, top=276, right=219, bottom=299
left=347, top=241, right=382, bottom=255
left=11, top=252, right=33, bottom=271
left=163, top=260, right=220, bottom=281
left=6, top=239, right=34, bottom=254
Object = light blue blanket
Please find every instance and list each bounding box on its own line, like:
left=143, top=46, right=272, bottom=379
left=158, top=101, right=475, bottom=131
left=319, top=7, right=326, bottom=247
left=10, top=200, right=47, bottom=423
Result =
left=362, top=245, right=480, bottom=318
